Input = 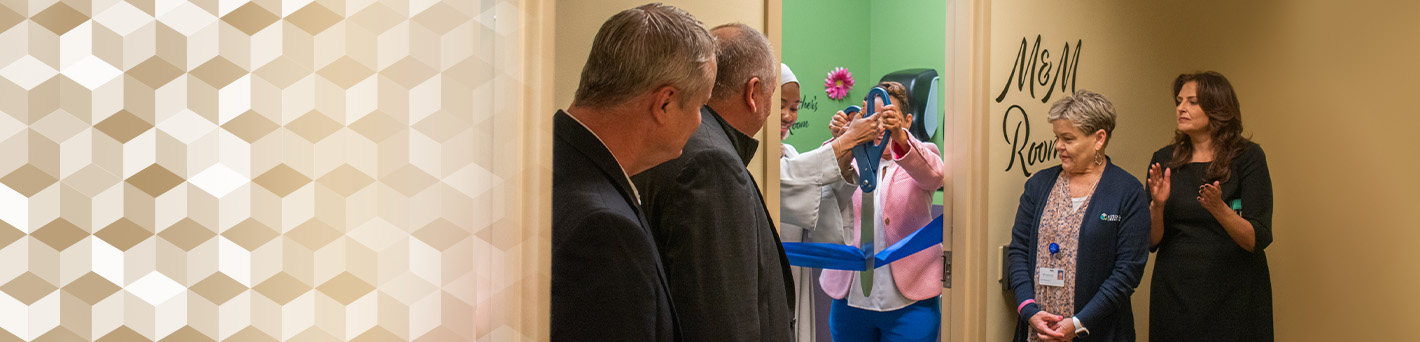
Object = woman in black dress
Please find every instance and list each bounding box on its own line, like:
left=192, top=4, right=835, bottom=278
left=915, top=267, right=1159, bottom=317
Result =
left=1146, top=71, right=1274, bottom=341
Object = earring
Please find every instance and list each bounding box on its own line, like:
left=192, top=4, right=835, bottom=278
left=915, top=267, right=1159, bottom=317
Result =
left=1094, top=151, right=1105, bottom=166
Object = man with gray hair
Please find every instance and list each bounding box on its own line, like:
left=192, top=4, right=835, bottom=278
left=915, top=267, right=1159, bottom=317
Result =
left=552, top=3, right=715, bottom=341
left=632, top=23, right=794, bottom=341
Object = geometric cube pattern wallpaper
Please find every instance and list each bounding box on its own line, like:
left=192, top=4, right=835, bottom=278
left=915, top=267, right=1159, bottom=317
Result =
left=0, top=0, right=511, bottom=340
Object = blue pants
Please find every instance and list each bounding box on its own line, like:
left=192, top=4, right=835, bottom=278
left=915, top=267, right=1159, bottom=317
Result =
left=829, top=296, right=940, bottom=342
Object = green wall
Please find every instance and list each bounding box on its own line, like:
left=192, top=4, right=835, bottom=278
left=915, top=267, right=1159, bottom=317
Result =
left=868, top=0, right=948, bottom=151
left=782, top=0, right=872, bottom=150
left=783, top=0, right=948, bottom=151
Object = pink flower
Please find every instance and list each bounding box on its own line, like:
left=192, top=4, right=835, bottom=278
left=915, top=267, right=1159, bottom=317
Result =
left=824, top=67, right=855, bottom=100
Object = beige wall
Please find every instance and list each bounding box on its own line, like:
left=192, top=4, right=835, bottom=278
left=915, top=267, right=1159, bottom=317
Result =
left=964, top=0, right=1420, bottom=340
left=1204, top=2, right=1420, bottom=340
left=982, top=0, right=1181, bottom=339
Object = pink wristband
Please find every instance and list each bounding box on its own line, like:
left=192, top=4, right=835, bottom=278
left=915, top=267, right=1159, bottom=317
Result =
left=1017, top=299, right=1035, bottom=314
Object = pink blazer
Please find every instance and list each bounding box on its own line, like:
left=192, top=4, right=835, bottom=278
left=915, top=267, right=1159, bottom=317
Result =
left=820, top=133, right=945, bottom=301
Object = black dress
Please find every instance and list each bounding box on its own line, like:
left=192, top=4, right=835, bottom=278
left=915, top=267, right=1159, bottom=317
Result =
left=1147, top=142, right=1274, bottom=342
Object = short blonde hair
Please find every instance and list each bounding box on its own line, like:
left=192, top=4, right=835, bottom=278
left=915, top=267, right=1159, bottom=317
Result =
left=1047, top=89, right=1117, bottom=146
left=572, top=3, right=716, bottom=108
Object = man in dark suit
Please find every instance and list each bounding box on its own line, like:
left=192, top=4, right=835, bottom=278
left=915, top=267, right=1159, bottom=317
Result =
left=631, top=23, right=794, bottom=341
left=551, top=4, right=716, bottom=341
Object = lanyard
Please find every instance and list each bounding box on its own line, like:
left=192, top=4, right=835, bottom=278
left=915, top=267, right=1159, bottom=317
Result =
left=1048, top=174, right=1099, bottom=259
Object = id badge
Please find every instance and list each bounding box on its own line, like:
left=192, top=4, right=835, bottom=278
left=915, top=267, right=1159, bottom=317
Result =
left=1039, top=267, right=1065, bottom=287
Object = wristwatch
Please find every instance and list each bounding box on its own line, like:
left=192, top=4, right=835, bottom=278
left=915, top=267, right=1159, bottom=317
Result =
left=1072, top=317, right=1090, bottom=338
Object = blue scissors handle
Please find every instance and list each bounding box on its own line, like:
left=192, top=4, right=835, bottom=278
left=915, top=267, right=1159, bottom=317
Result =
left=847, top=87, right=893, bottom=193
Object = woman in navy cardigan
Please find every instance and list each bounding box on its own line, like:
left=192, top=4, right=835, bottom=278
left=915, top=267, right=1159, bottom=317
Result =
left=1006, top=90, right=1151, bottom=341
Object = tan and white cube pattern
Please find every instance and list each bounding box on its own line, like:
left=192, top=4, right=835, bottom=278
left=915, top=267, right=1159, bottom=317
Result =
left=0, top=0, right=517, bottom=340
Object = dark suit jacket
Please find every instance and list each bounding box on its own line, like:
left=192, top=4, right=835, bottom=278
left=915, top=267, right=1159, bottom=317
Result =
left=1006, top=161, right=1150, bottom=341
left=632, top=106, right=795, bottom=341
left=551, top=111, right=680, bottom=341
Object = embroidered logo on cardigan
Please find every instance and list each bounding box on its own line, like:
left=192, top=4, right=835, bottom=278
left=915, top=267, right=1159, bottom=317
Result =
left=1100, top=213, right=1121, bottom=222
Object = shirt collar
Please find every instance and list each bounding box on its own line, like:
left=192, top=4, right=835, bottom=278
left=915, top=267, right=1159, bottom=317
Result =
left=564, top=112, right=641, bottom=205
left=703, top=105, right=760, bottom=166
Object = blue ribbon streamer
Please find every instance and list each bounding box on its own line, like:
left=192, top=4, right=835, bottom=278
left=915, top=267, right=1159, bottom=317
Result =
left=781, top=242, right=870, bottom=271
left=782, top=215, right=943, bottom=271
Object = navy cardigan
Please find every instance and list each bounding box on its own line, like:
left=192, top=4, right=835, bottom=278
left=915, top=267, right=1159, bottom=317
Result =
left=1007, top=161, right=1150, bottom=341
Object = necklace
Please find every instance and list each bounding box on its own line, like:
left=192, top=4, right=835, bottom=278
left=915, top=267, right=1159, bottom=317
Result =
left=1049, top=174, right=1098, bottom=259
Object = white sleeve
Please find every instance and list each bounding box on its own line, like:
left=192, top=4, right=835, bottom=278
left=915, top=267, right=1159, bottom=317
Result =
left=779, top=143, right=841, bottom=186
left=779, top=143, right=845, bottom=230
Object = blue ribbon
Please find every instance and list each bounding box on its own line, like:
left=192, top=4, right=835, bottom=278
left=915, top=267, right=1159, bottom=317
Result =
left=781, top=242, right=869, bottom=271
left=782, top=214, right=943, bottom=271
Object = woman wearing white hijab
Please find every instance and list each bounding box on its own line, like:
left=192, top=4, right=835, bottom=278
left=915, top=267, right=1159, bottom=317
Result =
left=779, top=63, right=882, bottom=236
left=778, top=63, right=881, bottom=341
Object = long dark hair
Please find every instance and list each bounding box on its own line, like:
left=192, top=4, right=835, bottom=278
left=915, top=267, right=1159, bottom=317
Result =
left=1168, top=71, right=1249, bottom=183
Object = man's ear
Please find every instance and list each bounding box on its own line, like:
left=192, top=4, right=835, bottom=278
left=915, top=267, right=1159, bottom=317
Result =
left=744, top=77, right=761, bottom=113
left=650, top=85, right=677, bottom=125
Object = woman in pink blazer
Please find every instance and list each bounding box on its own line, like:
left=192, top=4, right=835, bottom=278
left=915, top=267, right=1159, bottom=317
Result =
left=821, top=82, right=945, bottom=341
